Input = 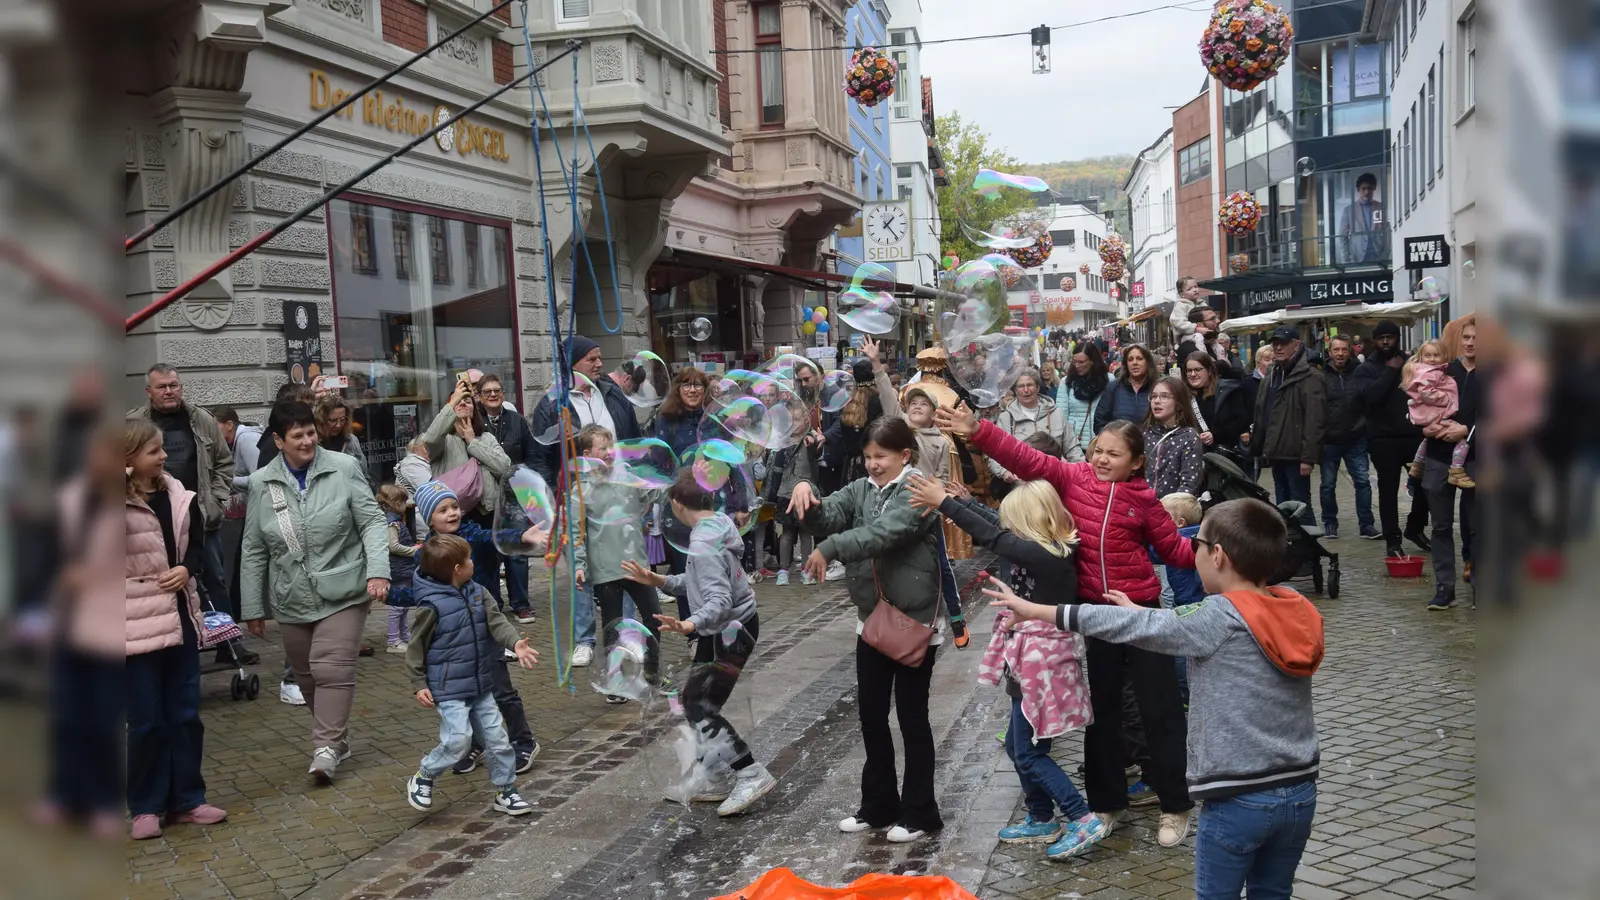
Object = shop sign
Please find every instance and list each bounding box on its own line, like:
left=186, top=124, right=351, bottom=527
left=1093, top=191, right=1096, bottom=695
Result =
left=1306, top=277, right=1391, bottom=302
left=281, top=301, right=324, bottom=385
left=1403, top=235, right=1451, bottom=270
left=308, top=70, right=510, bottom=164
left=1131, top=281, right=1145, bottom=298
left=1240, top=286, right=1295, bottom=309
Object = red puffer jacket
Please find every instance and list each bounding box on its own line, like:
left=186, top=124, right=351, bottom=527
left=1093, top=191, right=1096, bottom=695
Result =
left=972, top=420, right=1194, bottom=606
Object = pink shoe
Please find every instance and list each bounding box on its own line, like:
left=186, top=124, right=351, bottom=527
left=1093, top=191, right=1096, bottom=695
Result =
left=89, top=810, right=125, bottom=840
left=130, top=814, right=163, bottom=840
left=168, top=804, right=228, bottom=826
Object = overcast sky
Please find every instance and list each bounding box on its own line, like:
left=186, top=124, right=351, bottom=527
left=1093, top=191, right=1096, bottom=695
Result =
left=919, top=0, right=1217, bottom=164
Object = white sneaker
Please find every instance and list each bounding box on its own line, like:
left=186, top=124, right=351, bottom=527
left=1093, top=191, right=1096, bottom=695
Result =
left=1097, top=809, right=1125, bottom=835
left=801, top=570, right=817, bottom=586
left=886, top=825, right=927, bottom=843
left=280, top=682, right=306, bottom=706
left=1158, top=809, right=1192, bottom=847
left=838, top=816, right=878, bottom=833
left=386, top=642, right=408, bottom=654
left=308, top=746, right=342, bottom=783
left=688, top=766, right=734, bottom=803
left=774, top=570, right=790, bottom=586
left=825, top=560, right=846, bottom=581
left=571, top=644, right=594, bottom=667
left=716, top=764, right=777, bottom=816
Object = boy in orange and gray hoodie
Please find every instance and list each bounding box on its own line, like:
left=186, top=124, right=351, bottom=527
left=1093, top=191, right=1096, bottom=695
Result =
left=987, top=497, right=1323, bottom=896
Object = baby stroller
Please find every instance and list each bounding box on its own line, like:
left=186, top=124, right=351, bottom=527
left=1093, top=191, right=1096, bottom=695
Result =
left=1200, top=453, right=1340, bottom=599
left=197, top=596, right=260, bottom=701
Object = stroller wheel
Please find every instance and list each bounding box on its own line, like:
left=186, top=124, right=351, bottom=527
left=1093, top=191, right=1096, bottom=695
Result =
left=1311, top=562, right=1324, bottom=594
left=230, top=673, right=244, bottom=701
left=246, top=674, right=261, bottom=700
left=1327, top=566, right=1340, bottom=598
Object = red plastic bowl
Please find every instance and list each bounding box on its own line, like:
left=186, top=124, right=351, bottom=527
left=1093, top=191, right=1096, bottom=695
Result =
left=1385, top=555, right=1425, bottom=577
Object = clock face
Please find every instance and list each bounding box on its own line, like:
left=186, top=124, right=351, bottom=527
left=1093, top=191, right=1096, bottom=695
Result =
left=433, top=106, right=456, bottom=153
left=864, top=204, right=909, bottom=246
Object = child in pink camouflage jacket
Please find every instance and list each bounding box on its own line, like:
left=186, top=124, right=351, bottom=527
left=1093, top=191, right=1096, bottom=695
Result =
left=1404, top=340, right=1475, bottom=489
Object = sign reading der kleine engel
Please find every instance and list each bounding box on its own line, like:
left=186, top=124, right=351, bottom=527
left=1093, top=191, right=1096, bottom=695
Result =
left=308, top=71, right=510, bottom=163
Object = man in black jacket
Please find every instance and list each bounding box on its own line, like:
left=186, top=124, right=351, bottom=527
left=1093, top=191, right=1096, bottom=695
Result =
left=1353, top=321, right=1430, bottom=557
left=527, top=335, right=642, bottom=485
left=1251, top=327, right=1324, bottom=526
left=1419, top=320, right=1478, bottom=610
left=1317, top=336, right=1377, bottom=539
left=478, top=372, right=539, bottom=622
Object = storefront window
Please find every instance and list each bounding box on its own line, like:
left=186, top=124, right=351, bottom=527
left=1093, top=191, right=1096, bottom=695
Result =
left=328, top=197, right=517, bottom=485
left=1301, top=167, right=1390, bottom=266
left=647, top=265, right=747, bottom=373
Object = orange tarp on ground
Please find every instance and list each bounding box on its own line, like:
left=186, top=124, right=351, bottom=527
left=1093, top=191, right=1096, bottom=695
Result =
left=710, top=868, right=978, bottom=900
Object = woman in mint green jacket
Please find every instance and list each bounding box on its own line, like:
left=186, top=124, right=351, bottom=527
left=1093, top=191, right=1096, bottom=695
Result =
left=241, top=401, right=389, bottom=784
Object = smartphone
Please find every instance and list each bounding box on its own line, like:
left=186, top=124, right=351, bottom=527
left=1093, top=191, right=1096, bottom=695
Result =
left=324, top=375, right=350, bottom=390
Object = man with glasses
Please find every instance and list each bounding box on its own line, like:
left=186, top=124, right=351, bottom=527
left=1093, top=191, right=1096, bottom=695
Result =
left=476, top=373, right=539, bottom=624
left=528, top=336, right=642, bottom=485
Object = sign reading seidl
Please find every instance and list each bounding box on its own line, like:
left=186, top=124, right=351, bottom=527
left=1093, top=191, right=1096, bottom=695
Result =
left=309, top=70, right=509, bottom=163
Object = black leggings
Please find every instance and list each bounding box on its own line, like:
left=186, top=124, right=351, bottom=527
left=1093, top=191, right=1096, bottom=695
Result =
left=593, top=580, right=662, bottom=677
left=684, top=615, right=760, bottom=771
left=1083, top=636, right=1192, bottom=814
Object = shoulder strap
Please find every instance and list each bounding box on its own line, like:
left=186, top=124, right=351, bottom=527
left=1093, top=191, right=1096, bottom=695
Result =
left=267, top=482, right=306, bottom=562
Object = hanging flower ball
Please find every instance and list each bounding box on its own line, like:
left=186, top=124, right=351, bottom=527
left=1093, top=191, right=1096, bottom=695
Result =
left=1229, top=252, right=1251, bottom=273
left=1199, top=0, right=1294, bottom=92
left=1098, top=233, right=1128, bottom=267
left=1078, top=263, right=1091, bottom=275
left=844, top=47, right=898, bottom=109
left=1217, top=190, right=1262, bottom=236
left=1001, top=264, right=1023, bottom=288
left=1006, top=232, right=1054, bottom=270
left=941, top=254, right=960, bottom=270
left=1101, top=260, right=1126, bottom=283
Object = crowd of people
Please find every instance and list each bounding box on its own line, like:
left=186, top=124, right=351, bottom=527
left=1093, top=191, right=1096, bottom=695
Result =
left=80, top=289, right=1491, bottom=896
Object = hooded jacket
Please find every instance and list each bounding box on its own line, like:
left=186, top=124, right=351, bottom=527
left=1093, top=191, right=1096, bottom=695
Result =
left=1251, top=350, right=1326, bottom=464
left=660, top=514, right=757, bottom=635
left=404, top=574, right=523, bottom=701
left=1060, top=585, right=1323, bottom=801
left=971, top=420, right=1194, bottom=605
left=571, top=471, right=649, bottom=586
left=874, top=370, right=956, bottom=480
left=989, top=396, right=1083, bottom=478
left=1320, top=358, right=1367, bottom=444
left=802, top=468, right=941, bottom=625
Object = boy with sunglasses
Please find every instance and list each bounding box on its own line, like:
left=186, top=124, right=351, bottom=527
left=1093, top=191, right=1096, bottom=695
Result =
left=987, top=497, right=1324, bottom=897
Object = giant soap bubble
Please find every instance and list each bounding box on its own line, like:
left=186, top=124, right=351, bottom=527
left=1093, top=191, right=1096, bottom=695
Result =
left=491, top=466, right=558, bottom=557
left=644, top=622, right=759, bottom=808
left=955, top=169, right=1052, bottom=250
left=838, top=263, right=901, bottom=335
left=938, top=254, right=1035, bottom=350
left=619, top=350, right=671, bottom=409
left=946, top=331, right=1029, bottom=409
left=662, top=451, right=758, bottom=557
left=592, top=618, right=661, bottom=704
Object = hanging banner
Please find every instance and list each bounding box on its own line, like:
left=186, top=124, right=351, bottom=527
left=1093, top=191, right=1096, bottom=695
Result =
left=282, top=300, right=324, bottom=385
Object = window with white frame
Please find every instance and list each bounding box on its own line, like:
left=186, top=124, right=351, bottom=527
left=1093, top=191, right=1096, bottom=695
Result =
left=1162, top=188, right=1174, bottom=230
left=756, top=3, right=784, bottom=125
left=556, top=0, right=590, bottom=26
left=1459, top=8, right=1475, bottom=113
left=1427, top=66, right=1437, bottom=184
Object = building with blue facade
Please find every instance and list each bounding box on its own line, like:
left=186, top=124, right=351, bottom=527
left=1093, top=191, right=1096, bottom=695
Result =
left=834, top=0, right=892, bottom=273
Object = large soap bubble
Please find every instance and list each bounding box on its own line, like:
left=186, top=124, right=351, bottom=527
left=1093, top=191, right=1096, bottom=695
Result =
left=619, top=350, right=671, bottom=409
left=661, top=450, right=758, bottom=557
left=644, top=622, right=759, bottom=808
left=818, top=369, right=856, bottom=414
left=938, top=254, right=1034, bottom=349
left=609, top=437, right=679, bottom=492
left=838, top=263, right=901, bottom=335
left=592, top=617, right=661, bottom=704
left=955, top=169, right=1052, bottom=250
left=491, top=466, right=558, bottom=557
left=689, top=317, right=714, bottom=341
left=946, top=331, right=1029, bottom=409
left=532, top=372, right=597, bottom=445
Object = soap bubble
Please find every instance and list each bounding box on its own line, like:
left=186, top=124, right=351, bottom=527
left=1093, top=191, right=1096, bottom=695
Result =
left=592, top=618, right=660, bottom=703
left=532, top=372, right=596, bottom=445
left=619, top=350, right=671, bottom=409
left=662, top=448, right=759, bottom=557
left=1416, top=276, right=1443, bottom=300
left=643, top=628, right=758, bottom=808
left=689, top=317, right=714, bottom=341
left=955, top=169, right=1052, bottom=250
left=818, top=369, right=856, bottom=413
left=946, top=331, right=1029, bottom=408
left=609, top=437, right=679, bottom=491
left=707, top=369, right=771, bottom=414
left=491, top=466, right=557, bottom=556
left=938, top=254, right=1034, bottom=349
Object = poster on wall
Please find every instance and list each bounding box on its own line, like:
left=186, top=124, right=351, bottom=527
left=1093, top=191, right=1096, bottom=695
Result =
left=281, top=300, right=324, bottom=385
left=392, top=405, right=418, bottom=446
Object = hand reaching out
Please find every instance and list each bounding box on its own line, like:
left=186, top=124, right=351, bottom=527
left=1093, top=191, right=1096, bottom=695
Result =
left=982, top=577, right=1056, bottom=624
left=786, top=481, right=819, bottom=517
left=621, top=559, right=666, bottom=587
left=905, top=473, right=948, bottom=513
left=934, top=403, right=979, bottom=438
left=512, top=638, right=539, bottom=669
left=801, top=549, right=829, bottom=584
left=1101, top=589, right=1140, bottom=608
left=861, top=336, right=882, bottom=367
left=653, top=614, right=696, bottom=635
left=946, top=478, right=971, bottom=501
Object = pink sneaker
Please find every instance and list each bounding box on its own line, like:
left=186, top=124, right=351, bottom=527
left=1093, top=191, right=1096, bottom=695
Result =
left=130, top=814, right=163, bottom=840
left=169, top=804, right=228, bottom=826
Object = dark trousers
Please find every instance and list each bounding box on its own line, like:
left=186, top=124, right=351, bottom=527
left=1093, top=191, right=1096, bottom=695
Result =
left=664, top=545, right=690, bottom=620
left=217, top=518, right=244, bottom=622
left=1423, top=457, right=1476, bottom=592
left=1084, top=636, right=1192, bottom=814
left=198, top=528, right=230, bottom=616
left=50, top=647, right=123, bottom=814
left=470, top=658, right=536, bottom=755
left=593, top=579, right=662, bottom=677
left=126, top=610, right=207, bottom=817
left=504, top=554, right=531, bottom=613
left=1369, top=437, right=1430, bottom=547
left=1268, top=461, right=1315, bottom=526
left=855, top=637, right=942, bottom=832
left=685, top=615, right=759, bottom=771
left=468, top=512, right=504, bottom=606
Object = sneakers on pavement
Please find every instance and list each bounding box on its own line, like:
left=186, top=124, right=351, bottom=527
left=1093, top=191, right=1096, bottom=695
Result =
left=774, top=570, right=790, bottom=586
left=406, top=771, right=435, bottom=811
left=604, top=694, right=629, bottom=704
left=452, top=746, right=484, bottom=775
left=280, top=681, right=306, bottom=706
left=168, top=803, right=227, bottom=825
left=570, top=644, right=594, bottom=667
left=512, top=608, right=538, bottom=625
left=886, top=825, right=927, bottom=843
left=1360, top=527, right=1382, bottom=540
left=1158, top=809, right=1192, bottom=847
left=824, top=560, right=846, bottom=581
left=493, top=787, right=533, bottom=816
left=1096, top=809, right=1125, bottom=835
left=1427, top=585, right=1457, bottom=611
left=998, top=815, right=1062, bottom=844
left=308, top=746, right=344, bottom=783
left=1127, top=779, right=1159, bottom=808
left=689, top=768, right=734, bottom=803
left=838, top=816, right=880, bottom=833
left=516, top=742, right=541, bottom=774
left=1046, top=813, right=1108, bottom=860
left=130, top=814, right=162, bottom=840
left=1321, top=527, right=1339, bottom=540
left=950, top=616, right=970, bottom=649
left=801, top=570, right=817, bottom=586
left=386, top=641, right=408, bottom=654
left=716, top=764, right=777, bottom=816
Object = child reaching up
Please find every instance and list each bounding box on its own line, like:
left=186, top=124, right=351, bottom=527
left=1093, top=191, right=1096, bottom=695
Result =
left=786, top=418, right=944, bottom=843
left=622, top=469, right=773, bottom=816
left=987, top=498, right=1324, bottom=899
left=906, top=475, right=1101, bottom=860
left=405, top=535, right=541, bottom=817
left=376, top=484, right=420, bottom=651
left=1404, top=340, right=1474, bottom=488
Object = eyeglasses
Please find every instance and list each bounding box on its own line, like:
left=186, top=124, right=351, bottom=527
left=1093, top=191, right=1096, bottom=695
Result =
left=681, top=384, right=705, bottom=391
left=1184, top=367, right=1206, bottom=374
left=1189, top=535, right=1216, bottom=555
left=480, top=388, right=504, bottom=397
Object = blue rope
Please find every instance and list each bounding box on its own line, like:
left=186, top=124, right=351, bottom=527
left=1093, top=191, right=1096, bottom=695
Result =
left=571, top=60, right=626, bottom=336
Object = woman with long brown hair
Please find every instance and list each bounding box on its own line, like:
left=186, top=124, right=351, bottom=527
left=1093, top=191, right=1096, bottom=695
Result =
left=1094, top=344, right=1157, bottom=433
left=1184, top=351, right=1251, bottom=453
left=655, top=366, right=710, bottom=460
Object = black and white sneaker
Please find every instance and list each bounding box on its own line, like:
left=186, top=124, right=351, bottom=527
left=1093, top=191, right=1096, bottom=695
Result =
left=516, top=742, right=541, bottom=774
left=407, top=771, right=435, bottom=811
left=494, top=787, right=533, bottom=816
left=452, top=746, right=484, bottom=775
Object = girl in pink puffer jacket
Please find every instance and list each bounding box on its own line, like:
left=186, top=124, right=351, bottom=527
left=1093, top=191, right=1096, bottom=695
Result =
left=1404, top=340, right=1474, bottom=489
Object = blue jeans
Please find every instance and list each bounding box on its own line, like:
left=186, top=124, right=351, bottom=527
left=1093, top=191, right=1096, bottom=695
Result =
left=1195, top=782, right=1317, bottom=900
left=1004, top=696, right=1090, bottom=823
left=419, top=691, right=516, bottom=788
left=1319, top=439, right=1374, bottom=534
left=1269, top=461, right=1315, bottom=526
left=126, top=611, right=206, bottom=817
left=935, top=526, right=963, bottom=620
left=573, top=580, right=596, bottom=647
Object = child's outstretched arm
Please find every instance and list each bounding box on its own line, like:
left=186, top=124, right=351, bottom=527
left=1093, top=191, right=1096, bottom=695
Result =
left=985, top=579, right=1232, bottom=659
left=792, top=479, right=857, bottom=536
left=937, top=406, right=1077, bottom=492
left=816, top=483, right=934, bottom=564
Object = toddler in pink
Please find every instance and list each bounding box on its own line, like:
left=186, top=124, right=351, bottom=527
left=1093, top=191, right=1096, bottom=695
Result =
left=1404, top=341, right=1475, bottom=489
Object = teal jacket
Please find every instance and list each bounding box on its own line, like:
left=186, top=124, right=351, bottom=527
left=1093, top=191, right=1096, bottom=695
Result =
left=239, top=448, right=390, bottom=625
left=801, top=470, right=941, bottom=626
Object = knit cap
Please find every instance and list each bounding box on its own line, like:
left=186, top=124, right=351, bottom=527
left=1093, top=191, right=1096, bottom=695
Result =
left=414, top=481, right=457, bottom=527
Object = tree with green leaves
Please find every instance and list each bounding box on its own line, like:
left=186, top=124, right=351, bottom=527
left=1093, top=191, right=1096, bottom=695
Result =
left=934, top=112, right=1042, bottom=263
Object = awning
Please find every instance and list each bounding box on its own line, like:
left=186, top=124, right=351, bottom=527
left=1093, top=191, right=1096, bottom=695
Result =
left=1219, top=298, right=1445, bottom=335
left=661, top=248, right=946, bottom=300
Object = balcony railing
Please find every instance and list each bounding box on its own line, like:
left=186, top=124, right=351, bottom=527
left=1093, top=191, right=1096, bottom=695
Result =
left=1229, top=229, right=1391, bottom=273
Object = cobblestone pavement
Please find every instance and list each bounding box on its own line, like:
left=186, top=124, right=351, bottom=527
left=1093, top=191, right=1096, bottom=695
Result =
left=127, top=477, right=1475, bottom=900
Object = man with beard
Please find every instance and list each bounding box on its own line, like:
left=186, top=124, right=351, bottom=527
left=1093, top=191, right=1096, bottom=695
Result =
left=1352, top=321, right=1430, bottom=557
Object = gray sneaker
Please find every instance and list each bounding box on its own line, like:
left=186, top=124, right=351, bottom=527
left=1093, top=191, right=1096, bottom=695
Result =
left=716, top=764, right=777, bottom=817
left=689, top=766, right=734, bottom=803
left=309, top=746, right=343, bottom=783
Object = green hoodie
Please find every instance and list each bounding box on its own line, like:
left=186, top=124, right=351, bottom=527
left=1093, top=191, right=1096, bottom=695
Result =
left=801, top=469, right=941, bottom=626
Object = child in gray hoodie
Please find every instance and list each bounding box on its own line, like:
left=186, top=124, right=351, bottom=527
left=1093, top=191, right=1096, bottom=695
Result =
left=622, top=468, right=771, bottom=818
left=987, top=497, right=1323, bottom=896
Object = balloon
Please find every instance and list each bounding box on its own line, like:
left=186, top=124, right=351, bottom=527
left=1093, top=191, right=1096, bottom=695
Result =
left=816, top=321, right=830, bottom=333
left=802, top=321, right=816, bottom=335
left=813, top=306, right=827, bottom=319
left=802, top=307, right=814, bottom=319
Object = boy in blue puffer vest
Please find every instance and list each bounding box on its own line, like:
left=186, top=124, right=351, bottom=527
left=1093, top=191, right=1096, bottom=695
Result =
left=404, top=534, right=541, bottom=816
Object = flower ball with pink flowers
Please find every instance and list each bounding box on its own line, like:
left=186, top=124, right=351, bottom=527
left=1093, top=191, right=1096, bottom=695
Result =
left=844, top=47, right=898, bottom=108
left=1007, top=233, right=1054, bottom=270
left=1217, top=190, right=1263, bottom=236
left=1199, top=0, right=1294, bottom=92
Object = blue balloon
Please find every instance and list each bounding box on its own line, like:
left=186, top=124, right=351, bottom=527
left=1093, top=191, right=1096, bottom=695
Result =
left=802, top=307, right=814, bottom=319
left=816, top=321, right=831, bottom=333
